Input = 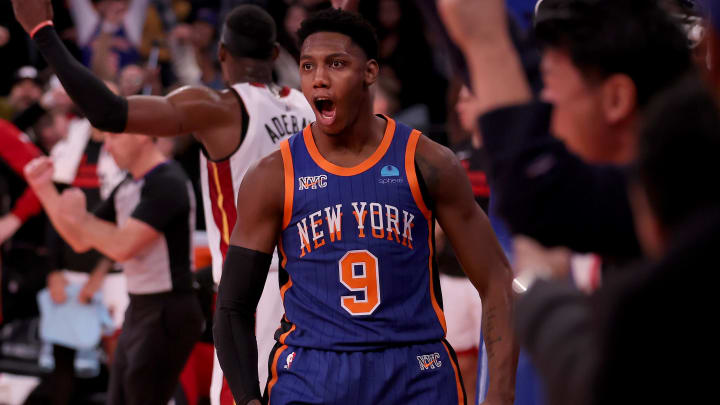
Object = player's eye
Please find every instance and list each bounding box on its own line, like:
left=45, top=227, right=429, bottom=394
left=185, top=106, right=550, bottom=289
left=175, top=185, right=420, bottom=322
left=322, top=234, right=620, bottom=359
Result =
left=331, top=60, right=345, bottom=68
left=302, top=63, right=313, bottom=71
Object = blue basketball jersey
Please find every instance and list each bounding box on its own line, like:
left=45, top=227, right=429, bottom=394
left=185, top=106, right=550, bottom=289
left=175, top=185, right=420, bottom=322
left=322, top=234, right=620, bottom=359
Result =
left=276, top=116, right=447, bottom=351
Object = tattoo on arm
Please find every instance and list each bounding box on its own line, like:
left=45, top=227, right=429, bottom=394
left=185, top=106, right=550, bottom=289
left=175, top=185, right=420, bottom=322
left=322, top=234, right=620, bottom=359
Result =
left=484, top=305, right=502, bottom=360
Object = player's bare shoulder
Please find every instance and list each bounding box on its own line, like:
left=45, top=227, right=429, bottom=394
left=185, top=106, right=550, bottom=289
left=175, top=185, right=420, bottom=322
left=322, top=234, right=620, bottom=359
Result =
left=414, top=133, right=466, bottom=194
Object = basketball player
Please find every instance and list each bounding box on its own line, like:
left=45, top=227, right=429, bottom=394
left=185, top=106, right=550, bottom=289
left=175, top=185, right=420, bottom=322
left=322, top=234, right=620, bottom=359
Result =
left=214, top=9, right=517, bottom=405
left=9, top=1, right=315, bottom=403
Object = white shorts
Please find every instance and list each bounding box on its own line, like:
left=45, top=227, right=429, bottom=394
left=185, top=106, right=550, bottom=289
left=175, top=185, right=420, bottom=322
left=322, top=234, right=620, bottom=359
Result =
left=210, top=269, right=285, bottom=405
left=62, top=270, right=129, bottom=330
left=439, top=273, right=483, bottom=353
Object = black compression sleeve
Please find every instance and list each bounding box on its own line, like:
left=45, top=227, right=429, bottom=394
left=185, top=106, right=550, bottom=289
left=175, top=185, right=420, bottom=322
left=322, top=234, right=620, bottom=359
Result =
left=214, top=245, right=272, bottom=405
left=32, top=26, right=128, bottom=133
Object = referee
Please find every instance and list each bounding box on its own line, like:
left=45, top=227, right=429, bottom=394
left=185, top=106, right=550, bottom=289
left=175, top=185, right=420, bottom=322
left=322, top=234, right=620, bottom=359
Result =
left=24, top=133, right=203, bottom=405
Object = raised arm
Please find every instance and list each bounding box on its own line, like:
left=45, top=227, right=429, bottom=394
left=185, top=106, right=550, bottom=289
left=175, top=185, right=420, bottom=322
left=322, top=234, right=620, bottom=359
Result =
left=214, top=150, right=284, bottom=405
left=24, top=157, right=163, bottom=261
left=415, top=135, right=517, bottom=405
left=10, top=0, right=241, bottom=159
left=438, top=0, right=531, bottom=114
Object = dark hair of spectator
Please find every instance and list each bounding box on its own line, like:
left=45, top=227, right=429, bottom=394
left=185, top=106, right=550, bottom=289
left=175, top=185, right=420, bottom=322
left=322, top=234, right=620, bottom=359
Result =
left=633, top=74, right=720, bottom=229
left=296, top=8, right=378, bottom=60
left=221, top=5, right=277, bottom=60
left=535, top=0, right=692, bottom=107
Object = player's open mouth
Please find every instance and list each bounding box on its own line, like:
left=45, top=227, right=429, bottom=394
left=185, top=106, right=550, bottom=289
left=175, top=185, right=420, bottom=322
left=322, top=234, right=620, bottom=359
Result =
left=314, top=97, right=336, bottom=126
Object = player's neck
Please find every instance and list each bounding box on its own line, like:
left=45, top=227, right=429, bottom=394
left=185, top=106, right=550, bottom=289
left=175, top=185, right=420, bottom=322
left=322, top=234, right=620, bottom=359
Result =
left=315, top=112, right=386, bottom=155
left=129, top=147, right=168, bottom=180
left=226, top=61, right=274, bottom=86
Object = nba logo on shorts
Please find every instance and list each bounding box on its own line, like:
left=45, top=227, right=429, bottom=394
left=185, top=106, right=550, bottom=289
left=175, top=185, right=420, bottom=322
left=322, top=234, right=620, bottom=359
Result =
left=284, top=352, right=296, bottom=369
left=417, top=353, right=442, bottom=370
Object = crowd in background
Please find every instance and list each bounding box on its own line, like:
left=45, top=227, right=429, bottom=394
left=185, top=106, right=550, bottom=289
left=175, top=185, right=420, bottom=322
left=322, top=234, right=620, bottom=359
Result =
left=1, top=0, right=718, bottom=404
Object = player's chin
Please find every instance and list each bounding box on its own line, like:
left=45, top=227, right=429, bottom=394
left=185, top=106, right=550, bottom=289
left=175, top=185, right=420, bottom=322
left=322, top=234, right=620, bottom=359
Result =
left=314, top=117, right=345, bottom=136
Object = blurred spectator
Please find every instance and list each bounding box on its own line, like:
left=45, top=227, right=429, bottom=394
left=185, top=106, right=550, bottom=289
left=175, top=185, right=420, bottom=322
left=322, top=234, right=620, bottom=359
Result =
left=0, top=67, right=44, bottom=121
left=69, top=0, right=151, bottom=71
left=444, top=0, right=692, bottom=268
left=361, top=0, right=448, bottom=139
left=12, top=76, right=74, bottom=134
left=515, top=72, right=720, bottom=405
left=169, top=8, right=224, bottom=89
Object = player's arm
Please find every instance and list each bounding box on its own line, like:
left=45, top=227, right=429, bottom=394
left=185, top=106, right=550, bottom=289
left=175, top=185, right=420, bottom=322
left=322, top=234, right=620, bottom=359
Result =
left=415, top=135, right=518, bottom=405
left=10, top=0, right=239, bottom=155
left=214, top=151, right=284, bottom=405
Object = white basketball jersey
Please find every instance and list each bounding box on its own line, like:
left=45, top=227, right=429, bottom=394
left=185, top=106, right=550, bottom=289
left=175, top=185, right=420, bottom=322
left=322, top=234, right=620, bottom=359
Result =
left=200, top=83, right=315, bottom=283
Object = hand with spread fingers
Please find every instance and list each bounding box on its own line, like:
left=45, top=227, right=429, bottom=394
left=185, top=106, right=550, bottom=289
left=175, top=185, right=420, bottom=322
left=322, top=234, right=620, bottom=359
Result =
left=10, top=0, right=54, bottom=35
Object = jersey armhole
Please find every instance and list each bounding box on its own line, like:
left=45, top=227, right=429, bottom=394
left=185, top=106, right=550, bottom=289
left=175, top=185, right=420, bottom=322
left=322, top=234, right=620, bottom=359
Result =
left=405, top=130, right=433, bottom=219
left=227, top=86, right=250, bottom=155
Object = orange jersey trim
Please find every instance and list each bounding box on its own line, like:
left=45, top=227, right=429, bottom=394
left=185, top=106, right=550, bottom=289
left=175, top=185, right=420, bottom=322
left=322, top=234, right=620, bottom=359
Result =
left=280, top=140, right=294, bottom=230
left=279, top=323, right=296, bottom=345
left=442, top=341, right=466, bottom=405
left=404, top=130, right=432, bottom=219
left=302, top=115, right=396, bottom=176
left=406, top=129, right=447, bottom=333
left=266, top=344, right=289, bottom=404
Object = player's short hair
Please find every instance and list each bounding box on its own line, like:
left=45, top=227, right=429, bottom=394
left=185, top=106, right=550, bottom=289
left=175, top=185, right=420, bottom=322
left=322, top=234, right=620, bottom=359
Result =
left=535, top=0, right=692, bottom=107
left=221, top=5, right=276, bottom=60
left=632, top=74, right=720, bottom=229
left=296, top=8, right=378, bottom=60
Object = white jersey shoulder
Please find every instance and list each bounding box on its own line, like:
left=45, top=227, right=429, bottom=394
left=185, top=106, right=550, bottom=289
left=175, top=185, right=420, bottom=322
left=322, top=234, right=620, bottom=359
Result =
left=200, top=83, right=315, bottom=282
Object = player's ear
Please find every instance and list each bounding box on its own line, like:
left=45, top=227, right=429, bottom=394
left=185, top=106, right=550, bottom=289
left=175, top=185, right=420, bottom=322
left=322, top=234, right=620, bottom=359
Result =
left=364, top=59, right=379, bottom=87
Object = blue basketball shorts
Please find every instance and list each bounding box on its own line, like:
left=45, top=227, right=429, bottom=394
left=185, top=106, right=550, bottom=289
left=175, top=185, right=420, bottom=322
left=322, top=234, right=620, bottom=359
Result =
left=264, top=339, right=466, bottom=405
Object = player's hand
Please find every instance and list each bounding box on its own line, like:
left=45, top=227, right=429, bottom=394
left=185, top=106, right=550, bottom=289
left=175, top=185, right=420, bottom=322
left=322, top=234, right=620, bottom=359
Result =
left=47, top=271, right=68, bottom=304
left=10, top=0, right=54, bottom=36
left=24, top=157, right=55, bottom=191
left=59, top=188, right=88, bottom=225
left=0, top=214, right=22, bottom=245
left=437, top=0, right=509, bottom=51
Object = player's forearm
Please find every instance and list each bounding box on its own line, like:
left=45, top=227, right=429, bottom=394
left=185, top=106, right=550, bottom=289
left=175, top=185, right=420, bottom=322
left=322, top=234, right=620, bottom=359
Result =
left=481, top=271, right=519, bottom=404
left=32, top=26, right=128, bottom=133
left=213, top=246, right=271, bottom=404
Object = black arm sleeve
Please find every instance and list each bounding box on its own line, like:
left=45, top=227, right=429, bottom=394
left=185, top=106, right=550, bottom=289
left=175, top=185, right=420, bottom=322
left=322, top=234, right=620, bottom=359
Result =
left=479, top=102, right=640, bottom=258
left=31, top=26, right=128, bottom=133
left=213, top=245, right=272, bottom=405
